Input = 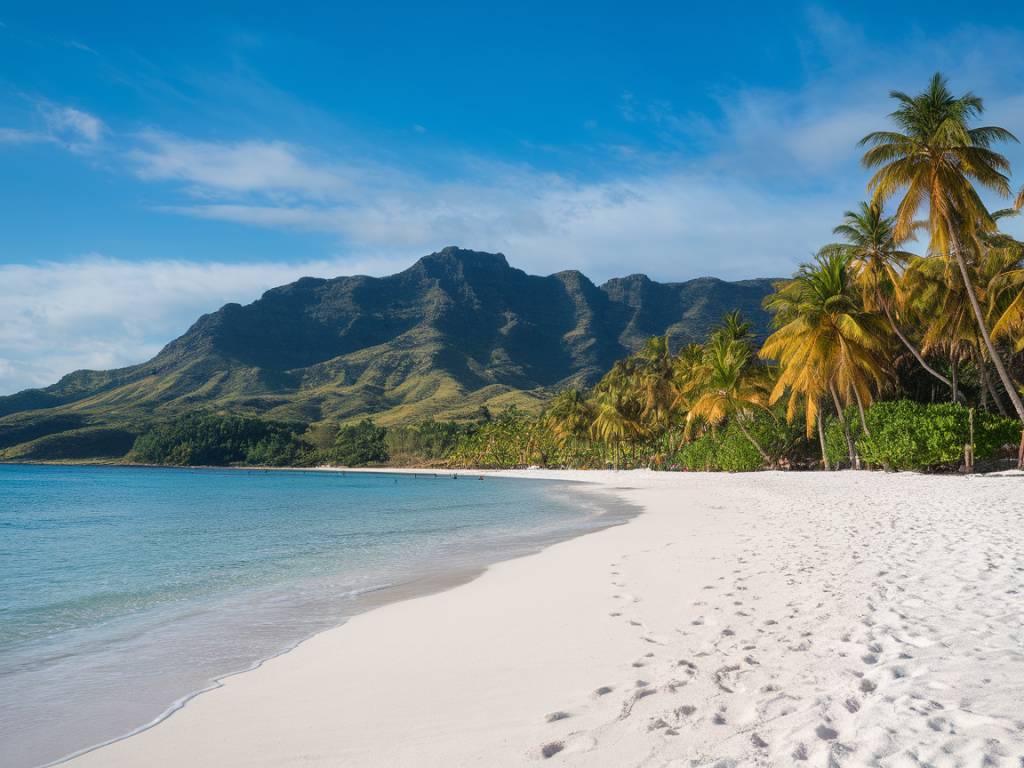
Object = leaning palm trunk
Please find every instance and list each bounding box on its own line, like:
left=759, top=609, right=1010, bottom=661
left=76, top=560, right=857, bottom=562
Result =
left=979, top=353, right=1009, bottom=416
left=950, top=350, right=959, bottom=404
left=852, top=386, right=871, bottom=437
left=734, top=415, right=773, bottom=468
left=830, top=383, right=859, bottom=469
left=816, top=402, right=831, bottom=471
left=948, top=227, right=1024, bottom=423
left=879, top=298, right=957, bottom=395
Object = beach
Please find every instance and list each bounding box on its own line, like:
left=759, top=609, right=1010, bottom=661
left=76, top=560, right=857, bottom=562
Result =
left=62, top=469, right=1024, bottom=767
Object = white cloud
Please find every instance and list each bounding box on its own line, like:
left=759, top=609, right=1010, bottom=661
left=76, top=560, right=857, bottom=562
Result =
left=0, top=127, right=49, bottom=145
left=129, top=132, right=346, bottom=197
left=0, top=254, right=410, bottom=394
left=43, top=105, right=105, bottom=147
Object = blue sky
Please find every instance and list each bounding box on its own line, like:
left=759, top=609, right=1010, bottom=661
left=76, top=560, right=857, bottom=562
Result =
left=3, top=3, right=1024, bottom=393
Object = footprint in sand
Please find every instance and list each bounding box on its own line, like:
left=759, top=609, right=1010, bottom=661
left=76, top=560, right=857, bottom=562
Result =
left=814, top=724, right=838, bottom=740
left=541, top=742, right=564, bottom=758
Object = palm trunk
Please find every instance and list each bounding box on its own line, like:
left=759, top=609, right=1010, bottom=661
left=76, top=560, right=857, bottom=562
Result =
left=852, top=386, right=870, bottom=437
left=735, top=416, right=772, bottom=468
left=830, top=382, right=858, bottom=469
left=880, top=297, right=956, bottom=393
left=948, top=226, right=1024, bottom=423
left=981, top=358, right=1009, bottom=417
left=817, top=403, right=831, bottom=471
left=950, top=350, right=959, bottom=404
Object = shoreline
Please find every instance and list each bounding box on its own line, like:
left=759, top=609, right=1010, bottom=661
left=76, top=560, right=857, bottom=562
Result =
left=28, top=468, right=634, bottom=768
left=44, top=470, right=1024, bottom=765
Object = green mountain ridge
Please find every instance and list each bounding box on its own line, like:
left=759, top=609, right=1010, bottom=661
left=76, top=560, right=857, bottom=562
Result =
left=0, top=247, right=779, bottom=461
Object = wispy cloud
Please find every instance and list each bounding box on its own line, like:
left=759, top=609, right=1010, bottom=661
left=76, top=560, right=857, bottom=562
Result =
left=0, top=254, right=410, bottom=394
left=0, top=127, right=49, bottom=145
left=0, top=102, right=106, bottom=152
left=129, top=132, right=345, bottom=196
left=42, top=104, right=105, bottom=149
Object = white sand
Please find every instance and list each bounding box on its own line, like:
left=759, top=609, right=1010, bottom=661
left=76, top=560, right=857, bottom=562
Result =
left=65, top=470, right=1024, bottom=767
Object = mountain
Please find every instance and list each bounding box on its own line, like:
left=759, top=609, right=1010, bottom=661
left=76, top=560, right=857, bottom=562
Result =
left=0, top=247, right=779, bottom=461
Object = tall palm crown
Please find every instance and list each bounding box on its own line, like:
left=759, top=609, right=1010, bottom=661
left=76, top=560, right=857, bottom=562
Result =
left=860, top=72, right=1015, bottom=251
left=823, top=202, right=916, bottom=312
left=761, top=251, right=890, bottom=437
left=543, top=389, right=593, bottom=446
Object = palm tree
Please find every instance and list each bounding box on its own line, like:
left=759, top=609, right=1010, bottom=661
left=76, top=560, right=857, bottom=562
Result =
left=686, top=323, right=774, bottom=467
left=590, top=360, right=646, bottom=469
left=760, top=251, right=891, bottom=468
left=986, top=227, right=1024, bottom=355
left=543, top=389, right=594, bottom=466
left=823, top=201, right=954, bottom=393
left=859, top=72, right=1024, bottom=422
left=901, top=255, right=979, bottom=402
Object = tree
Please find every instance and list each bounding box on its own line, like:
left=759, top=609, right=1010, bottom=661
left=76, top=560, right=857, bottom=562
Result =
left=543, top=389, right=594, bottom=467
left=332, top=419, right=388, bottom=466
left=686, top=318, right=774, bottom=467
left=590, top=360, right=646, bottom=469
left=760, top=251, right=890, bottom=468
left=860, top=72, right=1024, bottom=422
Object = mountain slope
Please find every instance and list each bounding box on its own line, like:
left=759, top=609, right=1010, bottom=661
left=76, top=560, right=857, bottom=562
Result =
left=0, top=247, right=779, bottom=460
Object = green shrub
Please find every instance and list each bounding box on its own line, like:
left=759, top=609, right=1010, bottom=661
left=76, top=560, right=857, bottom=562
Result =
left=675, top=411, right=803, bottom=472
left=844, top=400, right=1020, bottom=471
left=331, top=419, right=389, bottom=466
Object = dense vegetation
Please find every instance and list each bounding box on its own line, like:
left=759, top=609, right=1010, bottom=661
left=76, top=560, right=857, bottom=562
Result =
left=128, top=414, right=310, bottom=466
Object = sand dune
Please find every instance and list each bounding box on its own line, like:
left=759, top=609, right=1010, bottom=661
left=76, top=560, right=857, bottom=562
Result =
left=64, top=470, right=1024, bottom=767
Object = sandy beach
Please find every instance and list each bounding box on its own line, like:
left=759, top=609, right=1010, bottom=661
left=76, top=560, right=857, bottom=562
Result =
left=63, top=469, right=1024, bottom=767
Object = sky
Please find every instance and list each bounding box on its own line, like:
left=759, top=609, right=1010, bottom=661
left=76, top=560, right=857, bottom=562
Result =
left=3, top=2, right=1024, bottom=394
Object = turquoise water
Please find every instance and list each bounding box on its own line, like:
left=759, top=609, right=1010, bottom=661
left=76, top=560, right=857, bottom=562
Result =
left=0, top=464, right=630, bottom=767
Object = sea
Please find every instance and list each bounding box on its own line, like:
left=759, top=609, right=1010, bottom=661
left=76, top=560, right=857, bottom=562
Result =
left=0, top=464, right=631, bottom=767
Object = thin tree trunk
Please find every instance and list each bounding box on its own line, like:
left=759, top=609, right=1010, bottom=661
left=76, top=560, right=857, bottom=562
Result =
left=735, top=416, right=772, bottom=468
left=950, top=350, right=959, bottom=404
left=852, top=386, right=870, bottom=437
left=830, top=382, right=858, bottom=469
left=948, top=227, right=1024, bottom=423
left=979, top=355, right=989, bottom=411
left=880, top=298, right=955, bottom=392
left=980, top=350, right=1009, bottom=417
left=817, top=402, right=831, bottom=471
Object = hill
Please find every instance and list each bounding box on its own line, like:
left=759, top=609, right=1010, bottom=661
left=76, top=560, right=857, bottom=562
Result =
left=0, top=247, right=778, bottom=461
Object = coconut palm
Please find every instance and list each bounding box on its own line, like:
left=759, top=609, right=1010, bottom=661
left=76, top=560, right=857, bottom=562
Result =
left=901, top=255, right=979, bottom=402
left=859, top=72, right=1024, bottom=422
left=822, top=201, right=954, bottom=393
left=686, top=324, right=774, bottom=467
left=590, top=360, right=646, bottom=469
left=543, top=388, right=594, bottom=466
left=986, top=229, right=1024, bottom=355
left=760, top=250, right=891, bottom=468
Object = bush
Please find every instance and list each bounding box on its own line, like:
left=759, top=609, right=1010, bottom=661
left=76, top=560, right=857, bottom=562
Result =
left=675, top=411, right=804, bottom=472
left=331, top=419, right=388, bottom=466
left=824, top=400, right=1021, bottom=471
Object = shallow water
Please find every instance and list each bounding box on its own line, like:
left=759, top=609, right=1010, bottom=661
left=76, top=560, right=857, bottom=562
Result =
left=0, top=464, right=631, bottom=767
